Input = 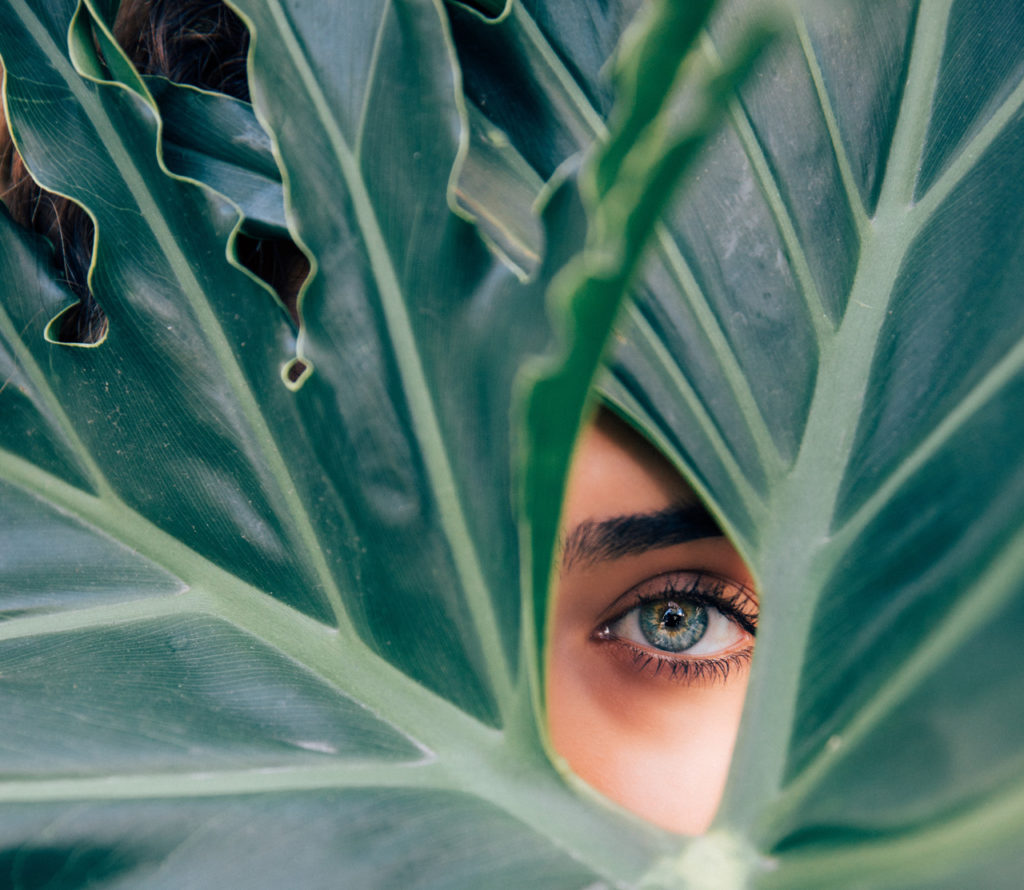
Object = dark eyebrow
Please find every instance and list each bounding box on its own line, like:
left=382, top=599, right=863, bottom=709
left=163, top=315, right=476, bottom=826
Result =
left=560, top=503, right=723, bottom=571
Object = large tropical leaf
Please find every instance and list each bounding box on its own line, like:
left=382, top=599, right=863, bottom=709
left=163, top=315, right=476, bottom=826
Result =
left=0, top=0, right=759, bottom=886
left=3, top=0, right=1022, bottom=887
left=456, top=0, right=1024, bottom=885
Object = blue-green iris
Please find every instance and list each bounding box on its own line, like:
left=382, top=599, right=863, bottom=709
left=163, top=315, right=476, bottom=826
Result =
left=638, top=600, right=708, bottom=652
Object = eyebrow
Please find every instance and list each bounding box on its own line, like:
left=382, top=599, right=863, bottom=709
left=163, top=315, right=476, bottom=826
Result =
left=560, top=503, right=723, bottom=571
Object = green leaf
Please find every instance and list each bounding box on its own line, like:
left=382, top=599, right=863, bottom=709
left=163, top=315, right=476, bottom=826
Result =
left=604, top=2, right=1024, bottom=885
left=147, top=76, right=290, bottom=238
left=147, top=75, right=545, bottom=266
left=6, top=0, right=1019, bottom=886
left=0, top=0, right=740, bottom=885
left=457, top=0, right=1024, bottom=884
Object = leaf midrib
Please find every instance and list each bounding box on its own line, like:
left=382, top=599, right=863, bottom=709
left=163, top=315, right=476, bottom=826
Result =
left=766, top=0, right=1024, bottom=808
left=718, top=2, right=955, bottom=835
left=728, top=2, right=1024, bottom=848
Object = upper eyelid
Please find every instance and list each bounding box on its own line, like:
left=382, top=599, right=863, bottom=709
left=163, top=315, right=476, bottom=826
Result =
left=599, top=571, right=758, bottom=633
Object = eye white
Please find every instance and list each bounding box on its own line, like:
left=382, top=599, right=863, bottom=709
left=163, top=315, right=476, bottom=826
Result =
left=610, top=600, right=746, bottom=656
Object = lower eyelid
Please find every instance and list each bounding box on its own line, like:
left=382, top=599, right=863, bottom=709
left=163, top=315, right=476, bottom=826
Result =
left=597, top=636, right=754, bottom=686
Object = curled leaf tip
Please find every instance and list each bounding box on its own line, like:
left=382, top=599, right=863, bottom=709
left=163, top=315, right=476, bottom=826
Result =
left=282, top=356, right=312, bottom=389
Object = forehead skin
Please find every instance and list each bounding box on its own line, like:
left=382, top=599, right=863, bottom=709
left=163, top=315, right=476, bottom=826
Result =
left=560, top=410, right=698, bottom=534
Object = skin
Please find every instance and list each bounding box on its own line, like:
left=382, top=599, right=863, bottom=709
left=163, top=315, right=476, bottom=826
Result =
left=547, top=410, right=757, bottom=835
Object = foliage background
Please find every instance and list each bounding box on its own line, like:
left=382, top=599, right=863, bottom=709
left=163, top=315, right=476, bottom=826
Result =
left=0, top=0, right=1022, bottom=887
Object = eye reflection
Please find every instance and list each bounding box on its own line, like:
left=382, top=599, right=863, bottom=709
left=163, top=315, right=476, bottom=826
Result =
left=547, top=409, right=758, bottom=835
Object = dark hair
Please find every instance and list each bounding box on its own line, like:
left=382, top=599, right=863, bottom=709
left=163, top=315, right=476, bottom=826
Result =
left=0, top=0, right=303, bottom=342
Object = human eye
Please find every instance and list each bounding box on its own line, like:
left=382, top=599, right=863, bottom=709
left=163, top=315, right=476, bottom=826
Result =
left=593, top=571, right=757, bottom=684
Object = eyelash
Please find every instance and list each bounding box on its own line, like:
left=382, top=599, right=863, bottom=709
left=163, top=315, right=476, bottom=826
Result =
left=619, top=646, right=754, bottom=685
left=592, top=572, right=757, bottom=685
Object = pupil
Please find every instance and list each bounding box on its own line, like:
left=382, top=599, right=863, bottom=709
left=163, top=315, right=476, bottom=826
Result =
left=662, top=605, right=684, bottom=630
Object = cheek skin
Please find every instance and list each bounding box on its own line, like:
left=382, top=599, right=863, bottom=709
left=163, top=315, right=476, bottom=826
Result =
left=547, top=639, right=749, bottom=835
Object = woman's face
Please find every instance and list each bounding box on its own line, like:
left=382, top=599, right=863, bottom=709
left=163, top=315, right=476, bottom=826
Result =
left=547, top=410, right=757, bottom=834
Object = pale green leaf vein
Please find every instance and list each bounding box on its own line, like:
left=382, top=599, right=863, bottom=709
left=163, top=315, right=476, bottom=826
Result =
left=0, top=295, right=113, bottom=499
left=619, top=302, right=767, bottom=524
left=792, top=12, right=870, bottom=236
left=703, top=34, right=834, bottom=339
left=0, top=760, right=445, bottom=804
left=262, top=0, right=514, bottom=710
left=774, top=520, right=1024, bottom=823
left=0, top=450, right=494, bottom=753
left=8, top=0, right=354, bottom=637
left=651, top=227, right=783, bottom=478
left=873, top=0, right=952, bottom=217
left=915, top=65, right=1024, bottom=222
left=510, top=2, right=606, bottom=144
left=836, top=338, right=1024, bottom=548
left=353, top=0, right=393, bottom=166
left=764, top=760, right=1024, bottom=888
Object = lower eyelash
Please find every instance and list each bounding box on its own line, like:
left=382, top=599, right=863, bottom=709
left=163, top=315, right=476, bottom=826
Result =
left=615, top=641, right=754, bottom=686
